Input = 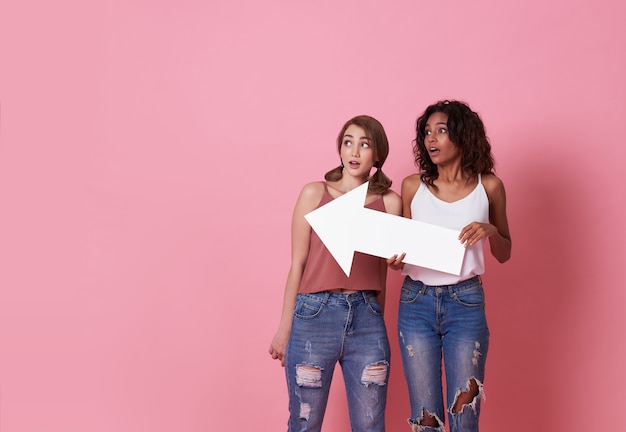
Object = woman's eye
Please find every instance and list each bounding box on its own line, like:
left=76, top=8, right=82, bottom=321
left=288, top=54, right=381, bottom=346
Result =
left=438, top=128, right=447, bottom=134
left=425, top=130, right=432, bottom=135
left=343, top=140, right=352, bottom=146
left=361, top=142, right=370, bottom=148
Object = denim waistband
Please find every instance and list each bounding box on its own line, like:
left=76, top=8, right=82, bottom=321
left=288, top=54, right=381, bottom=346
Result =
left=403, top=275, right=482, bottom=295
left=298, top=290, right=377, bottom=305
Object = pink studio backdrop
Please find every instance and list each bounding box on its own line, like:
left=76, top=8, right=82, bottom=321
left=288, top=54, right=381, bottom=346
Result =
left=1, top=1, right=624, bottom=431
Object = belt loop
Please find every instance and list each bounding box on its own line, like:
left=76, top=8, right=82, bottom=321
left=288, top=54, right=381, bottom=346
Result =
left=362, top=290, right=371, bottom=303
left=322, top=292, right=330, bottom=305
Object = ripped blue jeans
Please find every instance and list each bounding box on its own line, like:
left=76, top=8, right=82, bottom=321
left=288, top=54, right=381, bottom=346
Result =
left=398, top=276, right=489, bottom=432
left=285, top=290, right=390, bottom=432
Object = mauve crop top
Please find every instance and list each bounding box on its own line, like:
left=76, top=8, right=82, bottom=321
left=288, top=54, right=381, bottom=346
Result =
left=298, top=183, right=387, bottom=294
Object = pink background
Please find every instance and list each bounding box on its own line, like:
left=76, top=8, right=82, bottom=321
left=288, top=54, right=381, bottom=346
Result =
left=1, top=0, right=624, bottom=431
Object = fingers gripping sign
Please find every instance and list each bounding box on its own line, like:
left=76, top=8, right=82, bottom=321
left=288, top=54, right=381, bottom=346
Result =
left=386, top=253, right=406, bottom=271
left=459, top=222, right=497, bottom=248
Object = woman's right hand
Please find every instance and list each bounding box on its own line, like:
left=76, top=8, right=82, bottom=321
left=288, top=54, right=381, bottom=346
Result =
left=387, top=253, right=406, bottom=271
left=269, top=329, right=290, bottom=367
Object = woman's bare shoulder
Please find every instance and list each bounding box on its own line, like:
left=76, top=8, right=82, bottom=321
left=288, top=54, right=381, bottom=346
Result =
left=297, top=181, right=326, bottom=207
left=382, top=189, right=403, bottom=216
left=401, top=174, right=422, bottom=195
left=402, top=173, right=422, bottom=187
left=481, top=174, right=507, bottom=203
left=481, top=174, right=505, bottom=192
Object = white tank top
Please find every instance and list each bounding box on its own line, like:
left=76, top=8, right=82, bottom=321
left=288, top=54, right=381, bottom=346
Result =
left=402, top=174, right=489, bottom=285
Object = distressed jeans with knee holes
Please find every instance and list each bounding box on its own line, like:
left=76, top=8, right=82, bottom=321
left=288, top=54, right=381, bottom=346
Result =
left=285, top=290, right=390, bottom=432
left=398, top=276, right=489, bottom=432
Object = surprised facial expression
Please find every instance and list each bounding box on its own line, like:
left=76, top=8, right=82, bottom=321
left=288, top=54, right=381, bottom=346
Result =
left=340, top=124, right=375, bottom=179
left=424, top=112, right=460, bottom=166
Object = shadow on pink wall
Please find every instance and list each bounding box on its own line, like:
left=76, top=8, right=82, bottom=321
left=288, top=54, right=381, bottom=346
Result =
left=320, top=130, right=625, bottom=431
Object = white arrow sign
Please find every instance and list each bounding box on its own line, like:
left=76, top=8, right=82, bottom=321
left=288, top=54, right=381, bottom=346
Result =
left=304, top=182, right=466, bottom=277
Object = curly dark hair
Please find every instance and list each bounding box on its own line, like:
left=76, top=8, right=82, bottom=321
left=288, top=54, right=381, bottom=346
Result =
left=325, top=115, right=392, bottom=194
left=414, top=100, right=494, bottom=189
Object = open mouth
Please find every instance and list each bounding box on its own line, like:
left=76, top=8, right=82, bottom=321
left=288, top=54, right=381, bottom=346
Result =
left=348, top=161, right=360, bottom=168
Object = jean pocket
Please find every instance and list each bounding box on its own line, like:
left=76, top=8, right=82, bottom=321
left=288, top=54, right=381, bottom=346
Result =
left=451, top=285, right=485, bottom=307
left=294, top=295, right=324, bottom=319
left=399, top=287, right=422, bottom=304
left=366, top=296, right=384, bottom=316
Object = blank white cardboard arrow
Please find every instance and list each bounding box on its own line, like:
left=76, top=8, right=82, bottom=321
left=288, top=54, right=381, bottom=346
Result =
left=304, top=182, right=466, bottom=276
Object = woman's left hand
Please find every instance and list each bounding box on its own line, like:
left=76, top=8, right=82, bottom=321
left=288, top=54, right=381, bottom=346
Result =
left=459, top=222, right=497, bottom=247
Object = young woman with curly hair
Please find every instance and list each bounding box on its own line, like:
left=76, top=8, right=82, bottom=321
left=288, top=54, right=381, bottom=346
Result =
left=388, top=100, right=512, bottom=432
